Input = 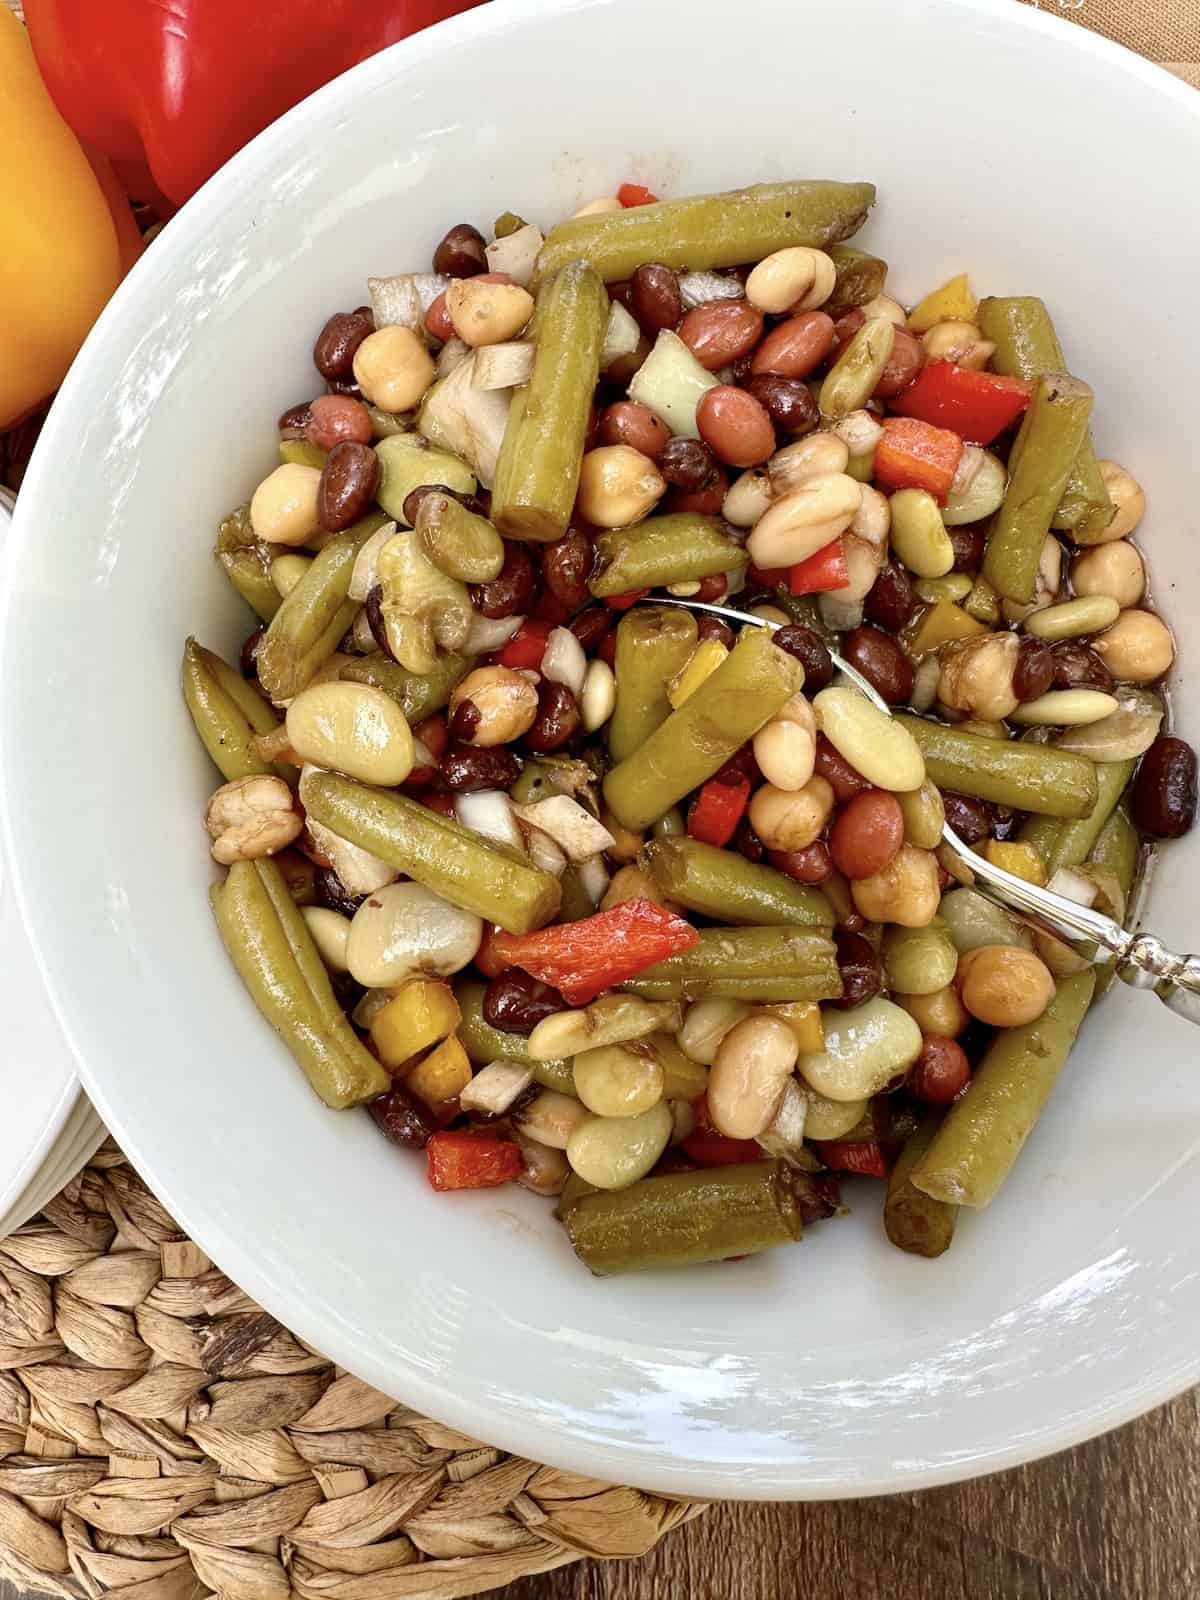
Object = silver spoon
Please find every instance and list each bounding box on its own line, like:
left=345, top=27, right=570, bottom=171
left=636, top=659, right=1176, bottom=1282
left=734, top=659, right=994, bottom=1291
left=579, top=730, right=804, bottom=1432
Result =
left=640, top=596, right=1200, bottom=1027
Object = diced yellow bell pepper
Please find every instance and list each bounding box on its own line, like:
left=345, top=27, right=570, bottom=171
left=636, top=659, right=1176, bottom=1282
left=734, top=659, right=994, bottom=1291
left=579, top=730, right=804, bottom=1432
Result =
left=370, top=978, right=462, bottom=1069
left=767, top=1001, right=824, bottom=1055
left=963, top=575, right=1001, bottom=626
left=403, top=1035, right=473, bottom=1110
left=902, top=600, right=988, bottom=659
left=985, top=840, right=1048, bottom=887
left=649, top=1032, right=708, bottom=1101
left=906, top=273, right=977, bottom=335
left=667, top=639, right=729, bottom=708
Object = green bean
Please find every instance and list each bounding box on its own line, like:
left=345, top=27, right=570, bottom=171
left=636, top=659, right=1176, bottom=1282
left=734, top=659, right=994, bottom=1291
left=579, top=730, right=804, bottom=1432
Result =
left=558, top=861, right=604, bottom=923
left=589, top=514, right=746, bottom=598
left=607, top=605, right=698, bottom=764
left=976, top=296, right=1113, bottom=540
left=884, top=1117, right=957, bottom=1258
left=212, top=863, right=390, bottom=1110
left=202, top=648, right=280, bottom=737
left=824, top=244, right=888, bottom=315
left=982, top=374, right=1093, bottom=604
left=302, top=772, right=561, bottom=934
left=963, top=574, right=1000, bottom=626
left=818, top=317, right=895, bottom=420
left=454, top=979, right=575, bottom=1093
left=339, top=650, right=473, bottom=723
left=881, top=922, right=958, bottom=996
left=531, top=180, right=875, bottom=289
left=562, top=1160, right=805, bottom=1275
left=651, top=807, right=686, bottom=839
left=621, top=927, right=841, bottom=1002
left=910, top=970, right=1095, bottom=1209
left=1089, top=805, right=1140, bottom=999
left=491, top=261, right=608, bottom=542
left=896, top=715, right=1098, bottom=819
left=555, top=1172, right=599, bottom=1220
left=604, top=627, right=803, bottom=830
left=183, top=638, right=275, bottom=782
left=642, top=838, right=833, bottom=927
left=279, top=438, right=327, bottom=470
left=256, top=512, right=387, bottom=703
left=493, top=210, right=528, bottom=239
left=216, top=503, right=280, bottom=622
left=1018, top=759, right=1135, bottom=875
left=416, top=493, right=504, bottom=583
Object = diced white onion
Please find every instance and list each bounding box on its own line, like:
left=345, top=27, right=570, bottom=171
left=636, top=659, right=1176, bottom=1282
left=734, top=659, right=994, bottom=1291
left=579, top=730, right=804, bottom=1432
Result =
left=524, top=826, right=568, bottom=877
left=460, top=1061, right=534, bottom=1115
left=454, top=789, right=524, bottom=851
left=678, top=270, right=745, bottom=309
left=484, top=223, right=544, bottom=287
left=514, top=797, right=615, bottom=862
left=541, top=626, right=587, bottom=699
left=463, top=611, right=524, bottom=653
left=472, top=341, right=535, bottom=391
left=577, top=853, right=611, bottom=906
left=368, top=273, right=448, bottom=332
left=1046, top=866, right=1099, bottom=909
left=600, top=300, right=640, bottom=369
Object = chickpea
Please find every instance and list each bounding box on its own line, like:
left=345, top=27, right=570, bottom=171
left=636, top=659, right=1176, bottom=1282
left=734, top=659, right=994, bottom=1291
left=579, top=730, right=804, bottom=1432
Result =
left=920, top=320, right=995, bottom=370
left=896, top=985, right=969, bottom=1037
left=599, top=808, right=643, bottom=863
left=850, top=843, right=940, bottom=928
left=446, top=277, right=535, bottom=347
left=936, top=632, right=1020, bottom=722
left=448, top=665, right=538, bottom=746
left=958, top=944, right=1056, bottom=1027
left=577, top=445, right=666, bottom=528
left=1071, top=540, right=1145, bottom=610
left=748, top=775, right=835, bottom=852
left=708, top=1015, right=799, bottom=1140
left=250, top=463, right=321, bottom=547
left=1096, top=460, right=1145, bottom=540
left=1091, top=608, right=1174, bottom=683
left=752, top=694, right=817, bottom=792
left=351, top=326, right=436, bottom=412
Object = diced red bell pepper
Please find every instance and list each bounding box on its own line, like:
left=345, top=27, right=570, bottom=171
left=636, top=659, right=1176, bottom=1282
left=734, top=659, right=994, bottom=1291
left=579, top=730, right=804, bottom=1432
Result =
left=815, top=1139, right=889, bottom=1179
left=605, top=588, right=650, bottom=611
left=890, top=361, right=1031, bottom=445
left=681, top=1130, right=764, bottom=1167
left=688, top=778, right=751, bottom=848
left=747, top=562, right=790, bottom=590
left=426, top=1131, right=524, bottom=1191
left=873, top=417, right=963, bottom=504
left=499, top=619, right=554, bottom=671
left=618, top=182, right=658, bottom=207
left=491, top=898, right=698, bottom=1006
left=788, top=538, right=849, bottom=596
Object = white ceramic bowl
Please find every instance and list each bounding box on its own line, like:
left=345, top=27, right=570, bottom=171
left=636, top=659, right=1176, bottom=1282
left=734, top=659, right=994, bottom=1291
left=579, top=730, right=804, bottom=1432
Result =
left=2, top=0, right=1198, bottom=1499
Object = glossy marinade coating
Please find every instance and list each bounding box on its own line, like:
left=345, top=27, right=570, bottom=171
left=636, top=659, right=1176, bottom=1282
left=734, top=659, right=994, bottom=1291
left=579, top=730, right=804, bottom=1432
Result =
left=604, top=626, right=803, bottom=830
left=491, top=261, right=609, bottom=542
left=607, top=605, right=699, bottom=765
left=416, top=492, right=505, bottom=582
left=183, top=638, right=275, bottom=783
left=301, top=771, right=561, bottom=934
left=589, top=513, right=746, bottom=598
left=340, top=650, right=474, bottom=722
left=531, top=181, right=875, bottom=288
left=883, top=1116, right=957, bottom=1258
left=1018, top=758, right=1135, bottom=874
left=642, top=837, right=833, bottom=926
left=621, top=926, right=841, bottom=1001
left=896, top=715, right=1098, bottom=818
left=563, top=1159, right=804, bottom=1274
left=217, top=503, right=280, bottom=622
left=909, top=969, right=1096, bottom=1209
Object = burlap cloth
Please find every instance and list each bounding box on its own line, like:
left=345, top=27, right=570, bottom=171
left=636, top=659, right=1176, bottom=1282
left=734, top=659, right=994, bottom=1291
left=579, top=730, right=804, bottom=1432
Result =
left=0, top=4, right=1196, bottom=1598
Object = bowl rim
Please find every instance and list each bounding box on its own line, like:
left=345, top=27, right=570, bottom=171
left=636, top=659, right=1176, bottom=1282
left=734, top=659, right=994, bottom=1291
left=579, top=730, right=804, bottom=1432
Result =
left=3, top=0, right=1199, bottom=1499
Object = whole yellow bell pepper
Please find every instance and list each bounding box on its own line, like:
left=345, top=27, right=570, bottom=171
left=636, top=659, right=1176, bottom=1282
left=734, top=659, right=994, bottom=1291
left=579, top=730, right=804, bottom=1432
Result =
left=0, top=7, right=125, bottom=428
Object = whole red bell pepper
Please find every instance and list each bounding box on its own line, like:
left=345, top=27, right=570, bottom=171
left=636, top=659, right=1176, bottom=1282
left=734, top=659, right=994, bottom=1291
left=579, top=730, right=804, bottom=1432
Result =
left=491, top=898, right=699, bottom=1006
left=890, top=361, right=1031, bottom=445
left=23, top=0, right=484, bottom=209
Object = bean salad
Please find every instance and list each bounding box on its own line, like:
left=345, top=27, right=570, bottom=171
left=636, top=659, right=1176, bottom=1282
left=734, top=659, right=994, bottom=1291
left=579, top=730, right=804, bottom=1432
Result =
left=187, top=180, right=1197, bottom=1275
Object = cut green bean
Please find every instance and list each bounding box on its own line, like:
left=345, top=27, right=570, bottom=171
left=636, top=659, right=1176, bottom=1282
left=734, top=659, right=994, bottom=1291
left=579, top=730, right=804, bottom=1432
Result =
left=910, top=970, right=1095, bottom=1208
left=896, top=715, right=1098, bottom=818
left=532, top=180, right=875, bottom=289
left=302, top=771, right=561, bottom=934
left=216, top=503, right=280, bottom=622
left=621, top=927, right=840, bottom=1002
left=607, top=605, right=699, bottom=765
left=339, top=650, right=473, bottom=723
left=977, top=296, right=1113, bottom=541
left=605, top=627, right=803, bottom=830
left=884, top=1117, right=957, bottom=1258
left=825, top=244, right=888, bottom=315
left=563, top=1160, right=804, bottom=1275
left=279, top=438, right=327, bottom=470
left=454, top=979, right=574, bottom=1093
left=416, top=492, right=504, bottom=583
left=642, top=837, right=833, bottom=927
left=1089, top=805, right=1140, bottom=999
left=203, top=648, right=280, bottom=737
left=491, top=261, right=608, bottom=542
left=589, top=514, right=746, bottom=598
left=1018, top=758, right=1135, bottom=875
left=183, top=638, right=275, bottom=782
left=982, top=374, right=1093, bottom=604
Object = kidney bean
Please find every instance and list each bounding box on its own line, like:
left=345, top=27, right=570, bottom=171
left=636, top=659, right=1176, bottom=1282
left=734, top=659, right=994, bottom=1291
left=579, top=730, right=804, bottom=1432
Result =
left=368, top=1083, right=437, bottom=1148
left=667, top=469, right=729, bottom=516
left=307, top=394, right=373, bottom=450
left=425, top=293, right=454, bottom=342
left=948, top=523, right=988, bottom=571
left=449, top=698, right=482, bottom=741
left=279, top=401, right=314, bottom=439
left=437, top=742, right=522, bottom=792
left=433, top=222, right=487, bottom=277
left=325, top=377, right=363, bottom=398
left=768, top=841, right=833, bottom=884
left=712, top=744, right=761, bottom=788
left=482, top=969, right=570, bottom=1034
left=696, top=615, right=735, bottom=648
left=1012, top=637, right=1056, bottom=702
left=317, top=441, right=381, bottom=533
left=313, top=308, right=374, bottom=382
left=569, top=605, right=615, bottom=654
left=991, top=807, right=1021, bottom=842
left=692, top=575, right=725, bottom=605
left=873, top=326, right=922, bottom=399
left=525, top=682, right=581, bottom=753
left=422, top=791, right=459, bottom=818
left=598, top=629, right=618, bottom=667
left=678, top=300, right=764, bottom=370
left=597, top=400, right=670, bottom=459
left=749, top=311, right=836, bottom=379
left=744, top=374, right=819, bottom=437
left=1050, top=639, right=1112, bottom=692
left=542, top=527, right=594, bottom=609
left=829, top=789, right=905, bottom=880
left=471, top=542, right=537, bottom=618
left=831, top=308, right=866, bottom=351
left=1131, top=736, right=1197, bottom=840
left=608, top=280, right=634, bottom=311
left=734, top=818, right=765, bottom=862
left=773, top=625, right=834, bottom=692
left=659, top=437, right=719, bottom=493
left=840, top=624, right=914, bottom=705
left=530, top=587, right=573, bottom=626
left=402, top=481, right=479, bottom=526
left=907, top=1036, right=971, bottom=1106
left=629, top=263, right=682, bottom=335
left=941, top=791, right=991, bottom=846
left=364, top=585, right=392, bottom=656
left=240, top=627, right=264, bottom=679
left=815, top=733, right=870, bottom=802
left=863, top=561, right=917, bottom=634
left=831, top=928, right=882, bottom=1010
left=696, top=386, right=775, bottom=468
left=315, top=867, right=366, bottom=919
